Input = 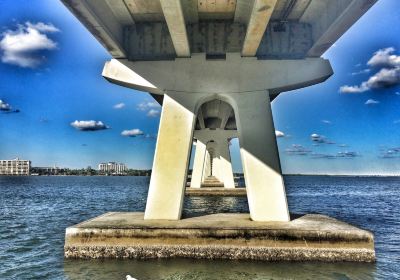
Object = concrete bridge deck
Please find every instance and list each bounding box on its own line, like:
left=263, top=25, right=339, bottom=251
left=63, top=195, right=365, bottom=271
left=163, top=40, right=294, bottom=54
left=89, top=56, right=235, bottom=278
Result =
left=65, top=212, right=375, bottom=262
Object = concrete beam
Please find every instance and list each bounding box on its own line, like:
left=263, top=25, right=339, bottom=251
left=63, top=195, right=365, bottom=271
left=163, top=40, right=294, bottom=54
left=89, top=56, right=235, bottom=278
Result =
left=218, top=103, right=233, bottom=129
left=102, top=59, right=161, bottom=94
left=160, top=0, right=191, bottom=57
left=234, top=0, right=255, bottom=23
left=197, top=107, right=206, bottom=129
left=61, top=0, right=126, bottom=58
left=301, top=0, right=377, bottom=57
left=105, top=0, right=134, bottom=25
left=241, top=0, right=277, bottom=56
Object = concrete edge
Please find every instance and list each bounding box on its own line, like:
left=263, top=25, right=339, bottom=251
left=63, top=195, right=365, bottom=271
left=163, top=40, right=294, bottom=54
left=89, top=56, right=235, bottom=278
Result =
left=64, top=244, right=376, bottom=262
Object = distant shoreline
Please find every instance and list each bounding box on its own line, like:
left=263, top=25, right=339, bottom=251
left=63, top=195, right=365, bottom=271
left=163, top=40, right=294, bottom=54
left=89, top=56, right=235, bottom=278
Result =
left=1, top=174, right=399, bottom=178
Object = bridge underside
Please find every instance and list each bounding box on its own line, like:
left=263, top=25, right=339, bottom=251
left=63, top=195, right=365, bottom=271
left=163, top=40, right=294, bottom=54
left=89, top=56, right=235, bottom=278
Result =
left=61, top=0, right=376, bottom=222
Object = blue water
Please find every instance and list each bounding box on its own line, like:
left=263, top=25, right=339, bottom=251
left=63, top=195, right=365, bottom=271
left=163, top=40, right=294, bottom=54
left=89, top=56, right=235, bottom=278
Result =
left=0, top=176, right=399, bottom=279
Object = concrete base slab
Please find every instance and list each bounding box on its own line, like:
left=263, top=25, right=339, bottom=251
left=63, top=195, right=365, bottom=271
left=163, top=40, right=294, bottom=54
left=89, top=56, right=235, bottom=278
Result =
left=185, top=187, right=247, bottom=196
left=64, top=212, right=375, bottom=262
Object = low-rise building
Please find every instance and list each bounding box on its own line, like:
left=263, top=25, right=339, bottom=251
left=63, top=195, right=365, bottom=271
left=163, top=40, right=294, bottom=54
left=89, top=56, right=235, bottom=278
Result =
left=98, top=162, right=127, bottom=175
left=0, top=158, right=31, bottom=175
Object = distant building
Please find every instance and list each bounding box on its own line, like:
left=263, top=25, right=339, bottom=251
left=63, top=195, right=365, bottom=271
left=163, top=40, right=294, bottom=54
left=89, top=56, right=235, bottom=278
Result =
left=98, top=162, right=127, bottom=175
left=0, top=158, right=31, bottom=175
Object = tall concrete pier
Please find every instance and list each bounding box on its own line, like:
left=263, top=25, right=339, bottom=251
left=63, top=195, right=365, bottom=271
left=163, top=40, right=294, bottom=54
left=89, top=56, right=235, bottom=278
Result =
left=62, top=0, right=377, bottom=261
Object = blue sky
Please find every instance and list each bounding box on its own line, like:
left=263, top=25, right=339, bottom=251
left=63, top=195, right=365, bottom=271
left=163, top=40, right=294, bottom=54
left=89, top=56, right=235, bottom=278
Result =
left=0, top=0, right=399, bottom=175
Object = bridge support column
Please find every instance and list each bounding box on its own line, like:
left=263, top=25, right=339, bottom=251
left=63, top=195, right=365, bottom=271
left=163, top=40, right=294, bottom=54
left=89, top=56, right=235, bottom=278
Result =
left=216, top=139, right=235, bottom=189
left=191, top=140, right=207, bottom=189
left=234, top=91, right=290, bottom=222
left=144, top=93, right=198, bottom=220
left=202, top=150, right=211, bottom=181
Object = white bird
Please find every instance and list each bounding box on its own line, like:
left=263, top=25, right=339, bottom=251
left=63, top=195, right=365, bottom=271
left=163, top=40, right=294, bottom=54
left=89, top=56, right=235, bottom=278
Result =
left=126, top=275, right=137, bottom=280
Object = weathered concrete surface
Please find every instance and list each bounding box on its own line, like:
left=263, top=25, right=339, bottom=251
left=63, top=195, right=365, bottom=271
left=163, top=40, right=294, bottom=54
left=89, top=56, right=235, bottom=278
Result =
left=185, top=187, right=246, bottom=196
left=65, top=212, right=375, bottom=262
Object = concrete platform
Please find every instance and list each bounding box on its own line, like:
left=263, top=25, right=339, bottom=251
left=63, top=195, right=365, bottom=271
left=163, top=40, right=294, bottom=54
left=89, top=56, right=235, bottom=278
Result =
left=64, top=212, right=375, bottom=262
left=185, top=187, right=247, bottom=196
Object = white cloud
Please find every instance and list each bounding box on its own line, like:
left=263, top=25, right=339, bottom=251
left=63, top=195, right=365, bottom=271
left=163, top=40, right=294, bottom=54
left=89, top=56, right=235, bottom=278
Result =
left=0, top=99, right=19, bottom=113
left=147, top=109, right=160, bottom=117
left=321, top=120, right=332, bottom=124
left=137, top=101, right=159, bottom=111
left=340, top=47, right=400, bottom=93
left=0, top=99, right=11, bottom=111
left=113, top=102, right=125, bottom=109
left=0, top=22, right=59, bottom=68
left=310, top=133, right=334, bottom=144
left=365, top=99, right=379, bottom=105
left=339, top=84, right=369, bottom=93
left=395, top=92, right=400, bottom=95
left=351, top=69, right=370, bottom=76
left=275, top=130, right=285, bottom=137
left=70, top=120, right=109, bottom=131
left=121, top=128, right=144, bottom=137
left=364, top=67, right=400, bottom=89
left=367, top=47, right=400, bottom=68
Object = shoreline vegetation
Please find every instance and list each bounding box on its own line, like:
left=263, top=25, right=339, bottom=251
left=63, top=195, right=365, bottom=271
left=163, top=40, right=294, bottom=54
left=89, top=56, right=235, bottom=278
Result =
left=1, top=170, right=399, bottom=177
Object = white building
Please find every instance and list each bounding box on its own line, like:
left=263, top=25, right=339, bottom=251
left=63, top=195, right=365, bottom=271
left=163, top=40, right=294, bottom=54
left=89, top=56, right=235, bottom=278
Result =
left=98, top=162, right=127, bottom=175
left=0, top=158, right=31, bottom=176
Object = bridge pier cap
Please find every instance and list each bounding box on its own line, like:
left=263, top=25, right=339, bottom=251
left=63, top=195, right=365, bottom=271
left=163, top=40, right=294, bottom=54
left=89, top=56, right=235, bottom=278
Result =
left=102, top=54, right=333, bottom=99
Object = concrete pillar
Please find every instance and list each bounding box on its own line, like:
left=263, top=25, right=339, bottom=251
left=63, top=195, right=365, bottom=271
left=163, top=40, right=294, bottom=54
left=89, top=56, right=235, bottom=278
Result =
left=234, top=91, right=290, bottom=222
left=202, top=150, right=211, bottom=181
left=216, top=139, right=235, bottom=188
left=191, top=140, right=206, bottom=188
left=144, top=93, right=197, bottom=220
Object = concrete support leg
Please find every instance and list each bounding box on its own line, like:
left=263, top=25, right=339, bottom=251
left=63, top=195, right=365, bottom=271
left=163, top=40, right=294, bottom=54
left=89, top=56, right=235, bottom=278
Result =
left=202, top=150, right=211, bottom=181
left=212, top=155, right=223, bottom=182
left=217, top=139, right=235, bottom=189
left=191, top=140, right=206, bottom=188
left=234, top=91, right=290, bottom=222
left=144, top=94, right=197, bottom=220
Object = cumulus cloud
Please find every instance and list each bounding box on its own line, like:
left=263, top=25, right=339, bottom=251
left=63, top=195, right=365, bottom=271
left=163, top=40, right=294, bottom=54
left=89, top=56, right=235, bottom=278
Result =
left=0, top=99, right=11, bottom=111
left=137, top=101, right=161, bottom=117
left=340, top=47, right=400, bottom=93
left=310, top=133, right=335, bottom=144
left=137, top=101, right=159, bottom=111
left=113, top=102, right=125, bottom=109
left=70, top=120, right=109, bottom=131
left=367, top=47, right=400, bottom=68
left=339, top=84, right=369, bottom=93
left=147, top=109, right=160, bottom=117
left=121, top=128, right=144, bottom=137
left=0, top=99, right=19, bottom=113
left=275, top=130, right=285, bottom=137
left=365, top=99, right=379, bottom=105
left=0, top=22, right=59, bottom=68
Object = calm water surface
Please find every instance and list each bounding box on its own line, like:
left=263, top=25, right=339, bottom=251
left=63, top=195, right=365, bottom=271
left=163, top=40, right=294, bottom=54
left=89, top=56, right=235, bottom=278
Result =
left=0, top=176, right=399, bottom=279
